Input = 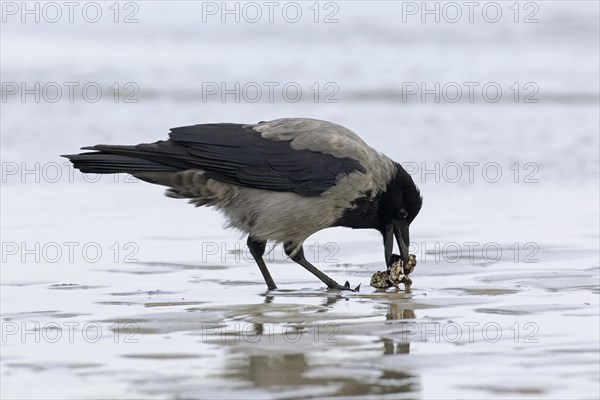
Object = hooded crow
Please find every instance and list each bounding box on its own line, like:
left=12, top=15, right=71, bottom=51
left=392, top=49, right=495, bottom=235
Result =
left=63, top=118, right=422, bottom=291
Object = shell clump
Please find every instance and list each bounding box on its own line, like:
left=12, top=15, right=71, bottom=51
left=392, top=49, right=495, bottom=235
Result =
left=370, top=254, right=417, bottom=290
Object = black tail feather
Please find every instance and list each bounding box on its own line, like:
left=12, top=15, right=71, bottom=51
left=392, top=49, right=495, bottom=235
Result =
left=62, top=145, right=180, bottom=174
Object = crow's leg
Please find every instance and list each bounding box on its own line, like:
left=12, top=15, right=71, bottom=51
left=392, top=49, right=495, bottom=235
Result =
left=284, top=243, right=359, bottom=291
left=247, top=236, right=277, bottom=290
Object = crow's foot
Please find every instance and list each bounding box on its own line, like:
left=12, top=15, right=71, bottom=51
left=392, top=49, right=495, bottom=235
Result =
left=329, top=281, right=360, bottom=292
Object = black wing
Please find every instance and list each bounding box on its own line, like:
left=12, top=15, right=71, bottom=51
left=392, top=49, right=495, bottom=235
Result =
left=67, top=123, right=366, bottom=196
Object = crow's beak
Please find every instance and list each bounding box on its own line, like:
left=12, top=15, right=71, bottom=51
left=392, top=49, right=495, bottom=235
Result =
left=393, top=222, right=410, bottom=265
left=384, top=225, right=394, bottom=267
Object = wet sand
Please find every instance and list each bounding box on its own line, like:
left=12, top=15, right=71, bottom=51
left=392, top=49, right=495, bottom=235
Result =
left=2, top=183, right=599, bottom=399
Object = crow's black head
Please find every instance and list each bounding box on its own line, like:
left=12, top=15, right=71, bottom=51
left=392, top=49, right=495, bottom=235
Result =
left=379, top=162, right=423, bottom=224
left=379, top=163, right=423, bottom=266
left=331, top=162, right=422, bottom=266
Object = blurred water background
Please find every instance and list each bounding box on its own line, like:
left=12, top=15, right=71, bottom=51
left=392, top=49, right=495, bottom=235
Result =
left=1, top=1, right=599, bottom=399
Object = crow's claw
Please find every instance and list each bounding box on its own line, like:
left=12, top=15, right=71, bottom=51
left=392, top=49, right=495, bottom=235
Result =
left=330, top=281, right=360, bottom=292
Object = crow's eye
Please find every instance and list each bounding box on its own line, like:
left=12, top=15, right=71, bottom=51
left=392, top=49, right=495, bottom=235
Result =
left=397, top=208, right=408, bottom=219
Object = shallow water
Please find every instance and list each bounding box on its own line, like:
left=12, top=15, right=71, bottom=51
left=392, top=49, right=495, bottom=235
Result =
left=2, top=1, right=599, bottom=399
left=2, top=183, right=598, bottom=399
